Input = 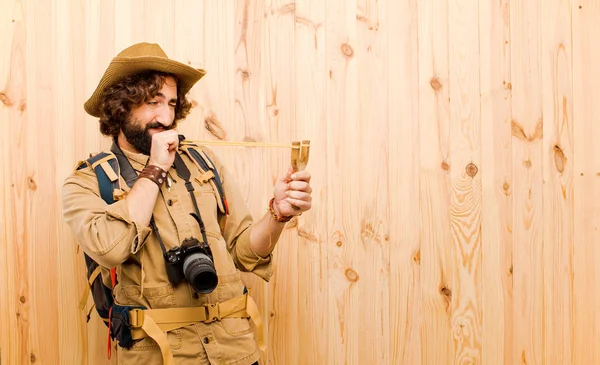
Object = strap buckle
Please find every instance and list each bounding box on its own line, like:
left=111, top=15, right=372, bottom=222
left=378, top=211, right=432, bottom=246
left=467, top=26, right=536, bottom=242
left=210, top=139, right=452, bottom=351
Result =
left=203, top=303, right=220, bottom=323
left=129, top=308, right=144, bottom=328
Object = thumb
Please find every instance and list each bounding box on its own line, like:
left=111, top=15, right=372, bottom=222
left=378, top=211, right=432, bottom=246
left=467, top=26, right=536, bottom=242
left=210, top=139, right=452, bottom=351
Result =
left=282, top=165, right=295, bottom=182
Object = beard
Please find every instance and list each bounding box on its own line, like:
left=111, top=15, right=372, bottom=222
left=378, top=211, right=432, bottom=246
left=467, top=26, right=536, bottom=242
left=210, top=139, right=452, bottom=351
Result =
left=121, top=118, right=171, bottom=155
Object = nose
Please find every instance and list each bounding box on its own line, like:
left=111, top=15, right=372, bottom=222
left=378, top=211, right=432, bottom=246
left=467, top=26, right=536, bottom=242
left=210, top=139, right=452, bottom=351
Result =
left=156, top=104, right=175, bottom=127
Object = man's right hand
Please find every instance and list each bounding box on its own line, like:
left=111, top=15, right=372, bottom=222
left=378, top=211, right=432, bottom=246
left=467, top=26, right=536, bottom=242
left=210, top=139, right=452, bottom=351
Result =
left=148, top=130, right=179, bottom=171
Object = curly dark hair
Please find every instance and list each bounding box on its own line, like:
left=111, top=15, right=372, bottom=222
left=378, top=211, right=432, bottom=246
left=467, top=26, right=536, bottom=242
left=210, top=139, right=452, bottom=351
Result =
left=98, top=71, right=193, bottom=138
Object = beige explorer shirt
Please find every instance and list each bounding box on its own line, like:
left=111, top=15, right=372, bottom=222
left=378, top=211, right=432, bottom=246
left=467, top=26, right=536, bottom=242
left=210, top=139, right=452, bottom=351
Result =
left=62, top=144, right=272, bottom=365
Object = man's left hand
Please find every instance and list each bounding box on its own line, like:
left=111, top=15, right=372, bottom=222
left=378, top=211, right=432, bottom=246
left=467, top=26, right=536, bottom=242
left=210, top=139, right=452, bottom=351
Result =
left=272, top=166, right=312, bottom=218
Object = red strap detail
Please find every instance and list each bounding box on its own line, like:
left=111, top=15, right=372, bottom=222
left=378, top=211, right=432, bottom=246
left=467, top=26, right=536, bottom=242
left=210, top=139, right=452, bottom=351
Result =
left=107, top=268, right=117, bottom=359
left=110, top=268, right=116, bottom=288
left=107, top=306, right=113, bottom=359
left=224, top=197, right=229, bottom=215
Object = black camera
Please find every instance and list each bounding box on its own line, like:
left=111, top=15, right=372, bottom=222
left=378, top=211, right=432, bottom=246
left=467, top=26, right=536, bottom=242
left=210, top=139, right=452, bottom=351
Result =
left=163, top=230, right=218, bottom=294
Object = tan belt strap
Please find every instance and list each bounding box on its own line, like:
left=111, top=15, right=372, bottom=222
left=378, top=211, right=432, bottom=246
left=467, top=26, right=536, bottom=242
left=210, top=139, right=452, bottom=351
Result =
left=128, top=293, right=264, bottom=364
left=245, top=291, right=266, bottom=352
left=138, top=311, right=175, bottom=365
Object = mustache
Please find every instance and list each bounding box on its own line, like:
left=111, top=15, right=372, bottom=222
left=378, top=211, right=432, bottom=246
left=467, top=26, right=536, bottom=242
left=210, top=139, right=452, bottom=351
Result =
left=145, top=122, right=173, bottom=131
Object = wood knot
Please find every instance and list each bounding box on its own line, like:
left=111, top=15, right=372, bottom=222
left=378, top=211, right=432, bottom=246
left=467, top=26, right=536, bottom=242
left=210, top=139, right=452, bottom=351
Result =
left=553, top=145, right=566, bottom=173
left=506, top=82, right=512, bottom=90
left=204, top=111, right=227, bottom=140
left=336, top=240, right=343, bottom=247
left=298, top=227, right=318, bottom=242
left=441, top=161, right=450, bottom=171
left=241, top=70, right=250, bottom=80
left=503, top=182, right=511, bottom=196
left=430, top=77, right=442, bottom=91
left=413, top=250, right=420, bottom=265
left=269, top=311, right=275, bottom=318
left=27, top=177, right=37, bottom=191
left=466, top=163, right=478, bottom=177
left=31, top=353, right=36, bottom=363
left=440, top=286, right=452, bottom=300
left=345, top=268, right=359, bottom=282
left=20, top=296, right=26, bottom=303
left=0, top=91, right=13, bottom=106
left=523, top=159, right=532, bottom=168
left=341, top=43, right=354, bottom=58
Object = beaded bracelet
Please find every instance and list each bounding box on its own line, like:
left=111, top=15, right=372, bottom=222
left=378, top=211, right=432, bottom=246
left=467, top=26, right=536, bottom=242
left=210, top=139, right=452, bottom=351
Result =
left=139, top=165, right=168, bottom=188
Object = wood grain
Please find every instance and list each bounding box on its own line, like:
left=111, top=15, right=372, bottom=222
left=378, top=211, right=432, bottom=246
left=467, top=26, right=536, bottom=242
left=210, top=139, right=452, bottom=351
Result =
left=1, top=2, right=29, bottom=365
left=511, top=0, right=545, bottom=363
left=479, top=0, right=513, bottom=363
left=355, top=0, right=390, bottom=364
left=417, top=0, right=454, bottom=363
left=387, top=0, right=421, bottom=363
left=325, top=0, right=360, bottom=364
left=541, top=0, right=575, bottom=364
left=572, top=2, right=600, bottom=364
left=448, top=0, right=483, bottom=363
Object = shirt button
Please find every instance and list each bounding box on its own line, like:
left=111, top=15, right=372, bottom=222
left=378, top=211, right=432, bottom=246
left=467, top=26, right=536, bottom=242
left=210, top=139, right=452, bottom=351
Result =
left=203, top=337, right=210, bottom=344
left=167, top=199, right=173, bottom=206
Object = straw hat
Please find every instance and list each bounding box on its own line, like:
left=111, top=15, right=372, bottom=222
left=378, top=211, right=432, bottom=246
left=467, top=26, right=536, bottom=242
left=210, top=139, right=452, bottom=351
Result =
left=84, top=42, right=206, bottom=118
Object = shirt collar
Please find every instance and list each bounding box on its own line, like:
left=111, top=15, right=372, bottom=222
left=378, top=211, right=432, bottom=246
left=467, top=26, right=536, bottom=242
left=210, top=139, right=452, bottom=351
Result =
left=119, top=147, right=149, bottom=170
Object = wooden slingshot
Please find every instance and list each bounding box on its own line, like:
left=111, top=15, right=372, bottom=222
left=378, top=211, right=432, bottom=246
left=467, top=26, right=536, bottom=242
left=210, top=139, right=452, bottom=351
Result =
left=182, top=139, right=311, bottom=171
left=290, top=140, right=310, bottom=172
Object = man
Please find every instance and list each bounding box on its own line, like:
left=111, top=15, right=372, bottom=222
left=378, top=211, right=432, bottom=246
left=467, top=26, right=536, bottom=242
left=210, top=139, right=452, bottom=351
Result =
left=62, top=42, right=312, bottom=365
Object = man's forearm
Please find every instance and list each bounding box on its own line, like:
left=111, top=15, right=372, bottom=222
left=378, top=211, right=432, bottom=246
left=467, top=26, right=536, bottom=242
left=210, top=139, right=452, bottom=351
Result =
left=249, top=213, right=287, bottom=257
left=126, top=178, right=160, bottom=227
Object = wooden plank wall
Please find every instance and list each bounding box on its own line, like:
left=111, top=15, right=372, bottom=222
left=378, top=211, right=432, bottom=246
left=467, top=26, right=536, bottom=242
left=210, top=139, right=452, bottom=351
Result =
left=1, top=0, right=598, bottom=364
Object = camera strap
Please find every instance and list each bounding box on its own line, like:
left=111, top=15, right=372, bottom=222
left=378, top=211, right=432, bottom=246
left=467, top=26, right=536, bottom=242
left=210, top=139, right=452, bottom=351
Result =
left=172, top=153, right=209, bottom=246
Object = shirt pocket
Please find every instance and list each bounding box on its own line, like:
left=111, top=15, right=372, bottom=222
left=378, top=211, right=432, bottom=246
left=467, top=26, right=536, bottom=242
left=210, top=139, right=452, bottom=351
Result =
left=121, top=283, right=177, bottom=309
left=193, top=185, right=221, bottom=234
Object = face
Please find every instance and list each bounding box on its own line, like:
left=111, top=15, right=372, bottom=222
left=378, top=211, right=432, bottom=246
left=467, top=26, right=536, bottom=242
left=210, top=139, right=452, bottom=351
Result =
left=119, top=75, right=178, bottom=154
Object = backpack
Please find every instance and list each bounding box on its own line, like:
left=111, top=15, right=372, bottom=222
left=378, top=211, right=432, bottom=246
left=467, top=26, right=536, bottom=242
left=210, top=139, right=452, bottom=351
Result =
left=76, top=138, right=228, bottom=349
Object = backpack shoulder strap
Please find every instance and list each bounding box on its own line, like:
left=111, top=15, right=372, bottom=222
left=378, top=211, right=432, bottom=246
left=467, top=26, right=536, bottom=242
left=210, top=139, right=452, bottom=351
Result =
left=77, top=151, right=120, bottom=204
left=179, top=141, right=229, bottom=215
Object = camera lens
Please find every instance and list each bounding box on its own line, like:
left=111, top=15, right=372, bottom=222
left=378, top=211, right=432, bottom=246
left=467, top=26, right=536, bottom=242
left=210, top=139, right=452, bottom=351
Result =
left=182, top=252, right=218, bottom=294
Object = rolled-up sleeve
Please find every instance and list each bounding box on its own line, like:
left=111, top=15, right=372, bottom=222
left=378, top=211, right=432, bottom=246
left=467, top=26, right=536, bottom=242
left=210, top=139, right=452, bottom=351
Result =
left=206, top=151, right=273, bottom=282
left=62, top=168, right=151, bottom=268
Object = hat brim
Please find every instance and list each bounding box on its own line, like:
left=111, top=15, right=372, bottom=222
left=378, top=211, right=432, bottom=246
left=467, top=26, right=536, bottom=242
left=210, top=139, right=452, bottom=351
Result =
left=84, top=56, right=206, bottom=118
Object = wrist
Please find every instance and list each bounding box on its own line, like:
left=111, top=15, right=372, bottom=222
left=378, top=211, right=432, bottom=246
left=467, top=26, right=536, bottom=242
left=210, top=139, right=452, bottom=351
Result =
left=268, top=198, right=292, bottom=223
left=148, top=159, right=171, bottom=172
left=139, top=165, right=167, bottom=188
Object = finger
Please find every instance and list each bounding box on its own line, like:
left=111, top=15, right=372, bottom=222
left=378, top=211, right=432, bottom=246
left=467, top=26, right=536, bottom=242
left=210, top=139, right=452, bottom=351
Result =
left=288, top=181, right=312, bottom=193
left=285, top=190, right=312, bottom=201
left=290, top=170, right=311, bottom=183
left=283, top=165, right=295, bottom=181
left=285, top=198, right=311, bottom=210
